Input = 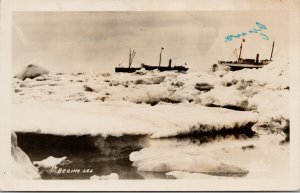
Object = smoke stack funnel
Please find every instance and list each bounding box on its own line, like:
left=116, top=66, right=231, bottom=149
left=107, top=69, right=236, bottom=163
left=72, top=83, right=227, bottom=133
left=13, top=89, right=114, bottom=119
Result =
left=256, top=54, right=259, bottom=64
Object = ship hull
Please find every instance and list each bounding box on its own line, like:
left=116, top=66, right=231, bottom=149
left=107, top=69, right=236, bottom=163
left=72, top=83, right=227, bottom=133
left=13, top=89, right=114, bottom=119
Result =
left=115, top=67, right=142, bottom=73
left=218, top=61, right=270, bottom=71
left=142, top=65, right=188, bottom=72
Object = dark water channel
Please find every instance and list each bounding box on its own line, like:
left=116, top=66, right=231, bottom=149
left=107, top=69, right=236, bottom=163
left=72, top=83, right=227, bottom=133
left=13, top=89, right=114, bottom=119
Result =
left=16, top=132, right=165, bottom=179
left=16, top=126, right=255, bottom=179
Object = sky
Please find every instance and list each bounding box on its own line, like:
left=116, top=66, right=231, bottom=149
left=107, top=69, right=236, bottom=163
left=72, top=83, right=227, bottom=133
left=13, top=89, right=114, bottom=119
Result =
left=12, top=11, right=289, bottom=74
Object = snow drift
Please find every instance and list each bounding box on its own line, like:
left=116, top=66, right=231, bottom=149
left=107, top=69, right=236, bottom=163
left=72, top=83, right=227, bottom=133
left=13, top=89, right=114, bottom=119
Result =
left=197, top=85, right=249, bottom=110
left=33, top=156, right=68, bottom=170
left=14, top=64, right=49, bottom=81
left=129, top=139, right=249, bottom=177
left=130, top=135, right=288, bottom=178
left=12, top=101, right=258, bottom=138
left=11, top=132, right=41, bottom=179
left=90, top=173, right=119, bottom=180
left=166, top=171, right=233, bottom=179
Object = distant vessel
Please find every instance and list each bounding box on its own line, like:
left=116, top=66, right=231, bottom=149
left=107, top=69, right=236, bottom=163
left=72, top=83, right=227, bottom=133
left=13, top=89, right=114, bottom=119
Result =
left=141, top=62, right=189, bottom=72
left=141, top=47, right=189, bottom=72
left=115, top=47, right=188, bottom=73
left=115, top=49, right=142, bottom=73
left=218, top=40, right=275, bottom=71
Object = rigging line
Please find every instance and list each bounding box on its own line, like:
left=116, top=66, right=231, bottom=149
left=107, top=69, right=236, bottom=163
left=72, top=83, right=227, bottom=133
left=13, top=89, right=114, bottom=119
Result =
left=136, top=60, right=143, bottom=64
left=144, top=53, right=160, bottom=64
left=273, top=49, right=280, bottom=57
left=119, top=55, right=129, bottom=65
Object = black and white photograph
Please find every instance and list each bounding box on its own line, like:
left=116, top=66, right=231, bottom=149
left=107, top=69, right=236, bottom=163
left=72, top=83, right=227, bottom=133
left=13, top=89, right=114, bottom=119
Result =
left=0, top=0, right=299, bottom=191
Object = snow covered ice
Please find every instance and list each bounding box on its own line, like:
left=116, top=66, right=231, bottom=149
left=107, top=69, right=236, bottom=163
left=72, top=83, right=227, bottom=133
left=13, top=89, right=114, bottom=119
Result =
left=90, top=173, right=119, bottom=180
left=14, top=64, right=49, bottom=81
left=11, top=132, right=41, bottom=179
left=130, top=135, right=288, bottom=179
left=12, top=101, right=258, bottom=138
left=11, top=60, right=290, bottom=179
left=33, top=156, right=68, bottom=170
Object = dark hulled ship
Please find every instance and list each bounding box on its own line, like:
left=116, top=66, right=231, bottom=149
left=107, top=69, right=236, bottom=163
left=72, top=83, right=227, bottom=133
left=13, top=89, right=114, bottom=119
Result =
left=115, top=49, right=142, bottom=73
left=141, top=60, right=188, bottom=72
left=115, top=47, right=188, bottom=73
left=218, top=40, right=275, bottom=71
left=140, top=47, right=188, bottom=72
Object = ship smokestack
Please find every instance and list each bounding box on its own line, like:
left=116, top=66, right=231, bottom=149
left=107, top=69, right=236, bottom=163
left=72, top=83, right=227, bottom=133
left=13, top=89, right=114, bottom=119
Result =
left=256, top=54, right=259, bottom=64
left=169, top=59, right=172, bottom=67
left=159, top=47, right=164, bottom=67
left=270, top=41, right=275, bottom=61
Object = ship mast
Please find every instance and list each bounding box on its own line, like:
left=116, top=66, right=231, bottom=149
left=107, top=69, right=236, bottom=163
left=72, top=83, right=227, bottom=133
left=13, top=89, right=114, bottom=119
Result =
left=159, top=47, right=164, bottom=67
left=129, top=49, right=131, bottom=68
left=238, top=42, right=243, bottom=60
left=270, top=41, right=275, bottom=61
left=128, top=49, right=136, bottom=68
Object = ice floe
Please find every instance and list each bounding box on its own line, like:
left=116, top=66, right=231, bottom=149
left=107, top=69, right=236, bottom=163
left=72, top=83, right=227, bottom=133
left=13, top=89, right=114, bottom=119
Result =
left=90, top=173, right=119, bottom=180
left=11, top=132, right=41, bottom=179
left=14, top=64, right=49, bottom=81
left=12, top=101, right=258, bottom=138
left=130, top=135, right=288, bottom=179
left=33, top=156, right=68, bottom=170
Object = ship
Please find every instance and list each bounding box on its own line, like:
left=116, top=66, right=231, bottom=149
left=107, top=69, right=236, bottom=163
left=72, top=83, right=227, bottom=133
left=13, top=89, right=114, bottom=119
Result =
left=115, top=49, right=142, bottom=73
left=115, top=47, right=188, bottom=73
left=218, top=40, right=275, bottom=71
left=141, top=47, right=189, bottom=72
left=141, top=61, right=188, bottom=72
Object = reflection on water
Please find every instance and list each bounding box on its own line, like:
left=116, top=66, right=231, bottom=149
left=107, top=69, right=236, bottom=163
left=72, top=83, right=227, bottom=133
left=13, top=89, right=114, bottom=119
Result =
left=16, top=132, right=156, bottom=179
left=174, top=122, right=256, bottom=144
left=16, top=129, right=257, bottom=180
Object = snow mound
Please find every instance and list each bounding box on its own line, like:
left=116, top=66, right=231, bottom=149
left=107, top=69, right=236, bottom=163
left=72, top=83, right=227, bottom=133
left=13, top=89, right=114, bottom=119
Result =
left=33, top=156, right=68, bottom=170
left=134, top=68, right=147, bottom=75
left=11, top=132, right=41, bottom=179
left=33, top=156, right=71, bottom=175
left=249, top=90, right=289, bottom=134
left=130, top=135, right=288, bottom=179
left=90, top=173, right=119, bottom=180
left=134, top=76, right=166, bottom=85
left=222, top=61, right=289, bottom=90
left=15, top=64, right=49, bottom=81
left=127, top=84, right=179, bottom=105
left=198, top=86, right=249, bottom=110
left=130, top=140, right=248, bottom=177
left=195, top=83, right=214, bottom=92
left=12, top=101, right=258, bottom=138
left=166, top=171, right=234, bottom=179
